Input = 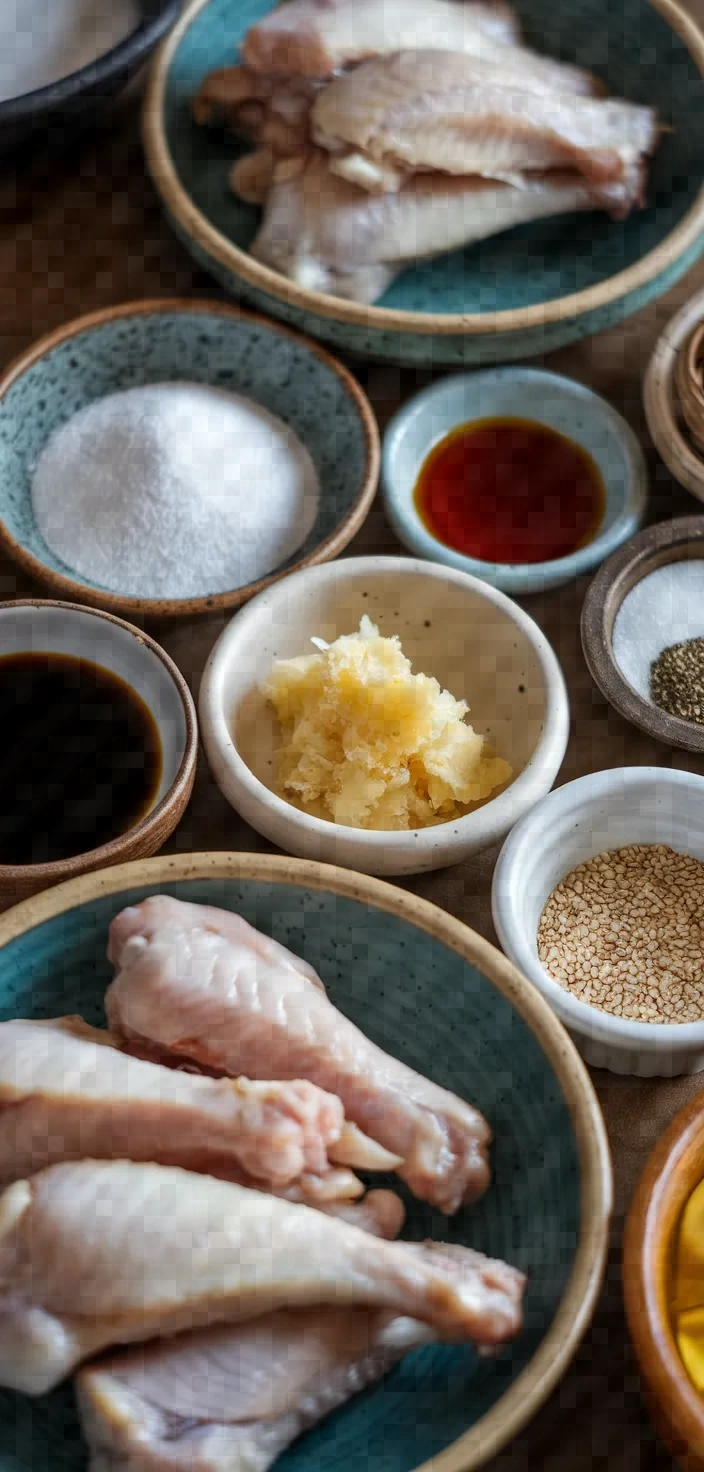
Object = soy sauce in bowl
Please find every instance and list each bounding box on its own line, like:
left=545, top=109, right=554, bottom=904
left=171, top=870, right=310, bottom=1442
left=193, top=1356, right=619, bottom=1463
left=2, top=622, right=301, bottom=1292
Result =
left=414, top=416, right=605, bottom=565
left=0, top=652, right=162, bottom=865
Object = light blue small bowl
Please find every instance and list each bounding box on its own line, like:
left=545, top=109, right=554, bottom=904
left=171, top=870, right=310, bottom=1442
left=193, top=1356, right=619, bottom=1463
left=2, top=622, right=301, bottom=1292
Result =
left=382, top=368, right=648, bottom=595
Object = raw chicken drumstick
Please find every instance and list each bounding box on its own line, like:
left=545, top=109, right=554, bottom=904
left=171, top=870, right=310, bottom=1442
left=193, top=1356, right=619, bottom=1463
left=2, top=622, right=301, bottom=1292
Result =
left=0, top=1016, right=401, bottom=1206
left=78, top=1308, right=436, bottom=1472
left=0, top=1159, right=526, bottom=1394
left=106, top=895, right=492, bottom=1214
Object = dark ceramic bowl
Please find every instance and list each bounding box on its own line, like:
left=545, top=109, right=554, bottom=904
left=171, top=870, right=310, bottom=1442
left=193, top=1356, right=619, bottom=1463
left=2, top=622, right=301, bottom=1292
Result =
left=0, top=0, right=180, bottom=155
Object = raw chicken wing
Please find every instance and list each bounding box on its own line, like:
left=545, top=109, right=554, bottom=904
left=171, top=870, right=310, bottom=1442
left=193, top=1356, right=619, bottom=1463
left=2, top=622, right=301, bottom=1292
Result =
left=77, top=1309, right=434, bottom=1472
left=312, top=52, right=658, bottom=197
left=0, top=1159, right=526, bottom=1394
left=0, top=1015, right=399, bottom=1204
left=250, top=151, right=632, bottom=303
left=106, top=895, right=492, bottom=1214
left=241, top=0, right=590, bottom=82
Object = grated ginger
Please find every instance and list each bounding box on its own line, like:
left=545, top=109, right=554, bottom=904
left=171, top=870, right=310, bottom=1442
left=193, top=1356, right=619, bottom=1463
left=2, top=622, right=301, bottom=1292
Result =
left=262, top=615, right=512, bottom=830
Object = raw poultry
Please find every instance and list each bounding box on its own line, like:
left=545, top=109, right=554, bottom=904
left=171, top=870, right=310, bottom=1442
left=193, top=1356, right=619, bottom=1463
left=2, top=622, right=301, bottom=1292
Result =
left=0, top=896, right=528, bottom=1472
left=192, top=0, right=660, bottom=303
left=0, top=1158, right=526, bottom=1395
left=240, top=0, right=527, bottom=74
left=310, top=52, right=657, bottom=197
left=248, top=152, right=636, bottom=304
left=106, top=894, right=493, bottom=1214
left=77, top=1309, right=436, bottom=1472
left=0, top=1015, right=400, bottom=1204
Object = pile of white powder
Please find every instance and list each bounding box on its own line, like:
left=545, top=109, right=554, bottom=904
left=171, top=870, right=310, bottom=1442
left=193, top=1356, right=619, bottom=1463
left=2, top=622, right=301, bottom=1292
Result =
left=0, top=0, right=139, bottom=102
left=31, top=382, right=321, bottom=600
left=611, top=560, right=704, bottom=699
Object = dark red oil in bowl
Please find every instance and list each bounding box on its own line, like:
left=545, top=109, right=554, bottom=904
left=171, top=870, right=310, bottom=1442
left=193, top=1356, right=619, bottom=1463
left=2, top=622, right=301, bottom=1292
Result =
left=414, top=416, right=605, bottom=565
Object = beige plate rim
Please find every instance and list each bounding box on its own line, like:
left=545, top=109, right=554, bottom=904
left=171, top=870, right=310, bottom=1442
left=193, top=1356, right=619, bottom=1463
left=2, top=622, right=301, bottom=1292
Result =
left=0, top=298, right=380, bottom=619
left=0, top=850, right=613, bottom=1472
left=142, top=0, right=704, bottom=338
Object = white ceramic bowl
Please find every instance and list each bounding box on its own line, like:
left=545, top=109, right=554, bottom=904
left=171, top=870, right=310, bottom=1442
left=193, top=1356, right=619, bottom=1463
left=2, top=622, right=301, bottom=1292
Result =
left=382, top=368, right=648, bottom=595
left=0, top=600, right=197, bottom=903
left=492, top=767, right=704, bottom=1077
left=199, top=556, right=569, bottom=877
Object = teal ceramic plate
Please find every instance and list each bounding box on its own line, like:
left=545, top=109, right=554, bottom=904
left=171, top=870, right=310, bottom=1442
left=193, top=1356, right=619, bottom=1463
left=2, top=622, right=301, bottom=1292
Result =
left=0, top=300, right=378, bottom=618
left=144, top=0, right=704, bottom=365
left=0, top=853, right=611, bottom=1472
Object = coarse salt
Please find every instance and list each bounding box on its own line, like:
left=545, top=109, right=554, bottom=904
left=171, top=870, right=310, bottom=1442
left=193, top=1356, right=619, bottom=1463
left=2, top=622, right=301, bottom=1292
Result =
left=611, top=560, right=704, bottom=701
left=31, top=382, right=321, bottom=600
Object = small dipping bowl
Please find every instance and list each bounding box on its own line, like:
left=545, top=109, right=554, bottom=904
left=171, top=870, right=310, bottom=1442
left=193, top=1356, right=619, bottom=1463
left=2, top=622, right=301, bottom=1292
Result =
left=199, top=555, right=569, bottom=878
left=581, top=516, right=704, bottom=754
left=492, top=766, right=704, bottom=1077
left=382, top=367, right=647, bottom=595
left=0, top=600, right=197, bottom=905
left=624, top=1091, right=704, bottom=1470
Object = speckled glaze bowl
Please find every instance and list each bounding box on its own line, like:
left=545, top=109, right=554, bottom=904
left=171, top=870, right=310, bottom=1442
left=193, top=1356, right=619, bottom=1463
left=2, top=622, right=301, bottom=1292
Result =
left=0, top=850, right=611, bottom=1472
left=382, top=368, right=648, bottom=594
left=143, top=0, right=704, bottom=367
left=0, top=299, right=379, bottom=618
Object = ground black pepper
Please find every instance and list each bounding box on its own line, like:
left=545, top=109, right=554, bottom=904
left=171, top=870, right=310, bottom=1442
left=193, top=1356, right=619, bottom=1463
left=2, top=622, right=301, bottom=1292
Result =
left=649, top=637, right=704, bottom=724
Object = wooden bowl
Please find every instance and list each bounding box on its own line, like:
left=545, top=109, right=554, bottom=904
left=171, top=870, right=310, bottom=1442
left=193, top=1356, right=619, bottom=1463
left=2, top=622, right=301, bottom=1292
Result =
left=0, top=299, right=379, bottom=619
left=0, top=849, right=612, bottom=1471
left=0, top=601, right=198, bottom=906
left=624, top=1091, right=704, bottom=1469
left=675, top=319, right=704, bottom=455
left=644, top=285, right=704, bottom=501
left=143, top=0, right=704, bottom=366
left=581, top=516, right=704, bottom=753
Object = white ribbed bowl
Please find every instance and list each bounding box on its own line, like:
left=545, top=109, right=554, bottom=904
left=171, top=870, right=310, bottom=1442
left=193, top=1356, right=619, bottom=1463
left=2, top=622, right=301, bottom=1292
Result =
left=492, top=767, right=704, bottom=1077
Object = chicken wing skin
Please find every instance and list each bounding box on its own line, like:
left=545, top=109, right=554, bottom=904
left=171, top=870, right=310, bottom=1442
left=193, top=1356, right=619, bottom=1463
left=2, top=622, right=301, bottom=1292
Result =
left=77, top=1309, right=434, bottom=1472
left=241, top=0, right=603, bottom=92
left=0, top=1015, right=400, bottom=1203
left=106, top=895, right=492, bottom=1214
left=311, top=52, right=658, bottom=196
left=249, top=150, right=632, bottom=304
left=0, top=1160, right=525, bottom=1394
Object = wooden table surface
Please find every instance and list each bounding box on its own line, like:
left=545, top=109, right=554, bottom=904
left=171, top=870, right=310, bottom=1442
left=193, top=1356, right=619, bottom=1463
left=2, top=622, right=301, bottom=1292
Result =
left=4, top=32, right=704, bottom=1464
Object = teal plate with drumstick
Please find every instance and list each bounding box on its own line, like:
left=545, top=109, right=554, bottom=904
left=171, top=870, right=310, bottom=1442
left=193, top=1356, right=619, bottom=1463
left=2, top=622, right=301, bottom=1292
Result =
left=0, top=853, right=611, bottom=1472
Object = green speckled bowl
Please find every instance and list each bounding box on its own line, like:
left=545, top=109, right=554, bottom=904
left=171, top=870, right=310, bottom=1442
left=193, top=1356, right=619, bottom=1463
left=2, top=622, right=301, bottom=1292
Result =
left=0, top=852, right=612, bottom=1472
left=144, top=0, right=704, bottom=366
left=0, top=300, right=379, bottom=618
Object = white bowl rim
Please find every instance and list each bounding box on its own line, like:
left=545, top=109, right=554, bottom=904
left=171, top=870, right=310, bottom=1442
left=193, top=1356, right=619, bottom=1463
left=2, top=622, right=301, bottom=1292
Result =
left=492, top=765, right=704, bottom=1046
left=0, top=598, right=198, bottom=880
left=382, top=368, right=649, bottom=592
left=143, top=0, right=704, bottom=337
left=199, top=554, right=570, bottom=854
